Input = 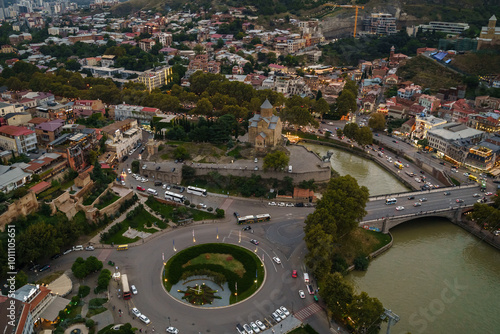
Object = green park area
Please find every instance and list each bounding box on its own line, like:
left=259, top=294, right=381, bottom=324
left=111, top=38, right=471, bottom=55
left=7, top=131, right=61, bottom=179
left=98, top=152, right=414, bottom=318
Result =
left=164, top=243, right=264, bottom=305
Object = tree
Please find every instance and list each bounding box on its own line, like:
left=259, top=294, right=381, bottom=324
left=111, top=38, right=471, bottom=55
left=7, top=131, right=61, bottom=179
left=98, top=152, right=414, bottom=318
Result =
left=336, top=90, right=357, bottom=117
left=194, top=98, right=213, bottom=116
left=320, top=272, right=354, bottom=319
left=344, top=79, right=359, bottom=97
left=336, top=128, right=344, bottom=138
left=17, top=222, right=60, bottom=264
left=347, top=291, right=384, bottom=333
left=313, top=98, right=329, bottom=119
left=65, top=59, right=81, bottom=71
left=304, top=224, right=334, bottom=278
left=131, top=160, right=140, bottom=173
left=193, top=44, right=205, bottom=55
left=263, top=151, right=289, bottom=171
left=85, top=256, right=103, bottom=273
left=368, top=113, right=386, bottom=131
left=15, top=271, right=28, bottom=289
left=417, top=138, right=429, bottom=148
left=316, top=90, right=323, bottom=100
left=173, top=146, right=190, bottom=160
left=355, top=126, right=373, bottom=146
left=343, top=122, right=359, bottom=140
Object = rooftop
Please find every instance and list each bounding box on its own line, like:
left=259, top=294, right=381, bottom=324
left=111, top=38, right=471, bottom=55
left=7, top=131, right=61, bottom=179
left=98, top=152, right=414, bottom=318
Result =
left=0, top=125, right=35, bottom=137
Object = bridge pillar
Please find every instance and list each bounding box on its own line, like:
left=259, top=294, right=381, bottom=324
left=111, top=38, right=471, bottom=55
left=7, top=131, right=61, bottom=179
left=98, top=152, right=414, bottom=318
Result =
left=382, top=219, right=389, bottom=234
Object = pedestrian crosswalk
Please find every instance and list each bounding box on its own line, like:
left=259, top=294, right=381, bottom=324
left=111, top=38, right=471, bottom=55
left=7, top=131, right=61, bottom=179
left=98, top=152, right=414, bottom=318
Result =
left=98, top=249, right=112, bottom=262
left=219, top=198, right=233, bottom=211
left=293, top=303, right=323, bottom=321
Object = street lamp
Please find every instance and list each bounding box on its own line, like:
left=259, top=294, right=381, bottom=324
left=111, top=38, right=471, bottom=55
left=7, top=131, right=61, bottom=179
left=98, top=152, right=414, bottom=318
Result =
left=168, top=316, right=171, bottom=327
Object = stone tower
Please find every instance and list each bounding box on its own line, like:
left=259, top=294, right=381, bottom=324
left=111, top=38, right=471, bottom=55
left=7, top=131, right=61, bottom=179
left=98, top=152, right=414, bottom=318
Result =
left=260, top=99, right=274, bottom=118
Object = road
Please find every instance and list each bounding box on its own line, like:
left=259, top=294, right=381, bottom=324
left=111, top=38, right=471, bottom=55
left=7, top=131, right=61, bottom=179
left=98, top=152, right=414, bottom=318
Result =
left=363, top=185, right=487, bottom=221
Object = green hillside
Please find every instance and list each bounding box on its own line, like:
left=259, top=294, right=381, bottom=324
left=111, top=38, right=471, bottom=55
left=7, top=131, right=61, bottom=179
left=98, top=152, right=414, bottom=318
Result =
left=397, top=55, right=464, bottom=93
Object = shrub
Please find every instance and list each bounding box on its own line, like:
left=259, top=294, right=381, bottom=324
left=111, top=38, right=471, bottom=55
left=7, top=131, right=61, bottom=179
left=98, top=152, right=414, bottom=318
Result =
left=86, top=319, right=95, bottom=328
left=78, top=285, right=90, bottom=298
left=354, top=255, right=370, bottom=271
left=207, top=207, right=213, bottom=212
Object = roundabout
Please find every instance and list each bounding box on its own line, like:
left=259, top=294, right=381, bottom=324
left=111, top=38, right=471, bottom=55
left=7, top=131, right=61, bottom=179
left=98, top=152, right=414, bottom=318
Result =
left=162, top=243, right=265, bottom=307
left=105, top=209, right=324, bottom=334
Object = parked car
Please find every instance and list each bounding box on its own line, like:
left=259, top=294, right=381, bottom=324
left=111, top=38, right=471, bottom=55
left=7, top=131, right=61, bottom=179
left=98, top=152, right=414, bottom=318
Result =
left=85, top=246, right=94, bottom=251
left=271, top=312, right=281, bottom=323
left=137, top=186, right=145, bottom=191
left=285, top=203, right=294, bottom=207
left=39, top=264, right=50, bottom=272
left=268, top=202, right=276, bottom=206
left=50, top=254, right=61, bottom=260
left=255, top=320, right=266, bottom=331
left=275, top=309, right=286, bottom=320
left=280, top=306, right=290, bottom=317
left=250, top=322, right=260, bottom=333
left=243, top=323, right=253, bottom=334
left=63, top=249, right=72, bottom=255
left=131, top=285, right=138, bottom=295
left=132, top=308, right=141, bottom=317
left=138, top=315, right=150, bottom=324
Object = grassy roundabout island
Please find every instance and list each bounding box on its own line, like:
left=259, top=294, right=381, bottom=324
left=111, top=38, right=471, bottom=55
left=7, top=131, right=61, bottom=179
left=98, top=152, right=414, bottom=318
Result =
left=163, top=243, right=265, bottom=305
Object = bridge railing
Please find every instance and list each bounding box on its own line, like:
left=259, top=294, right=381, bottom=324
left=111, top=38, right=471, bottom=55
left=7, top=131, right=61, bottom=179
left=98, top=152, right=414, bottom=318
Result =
left=360, top=204, right=475, bottom=224
left=368, top=183, right=479, bottom=202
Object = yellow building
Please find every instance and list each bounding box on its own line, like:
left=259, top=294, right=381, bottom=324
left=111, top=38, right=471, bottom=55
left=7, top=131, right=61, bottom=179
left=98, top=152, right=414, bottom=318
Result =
left=248, top=99, right=283, bottom=149
left=478, top=15, right=500, bottom=49
left=136, top=66, right=172, bottom=92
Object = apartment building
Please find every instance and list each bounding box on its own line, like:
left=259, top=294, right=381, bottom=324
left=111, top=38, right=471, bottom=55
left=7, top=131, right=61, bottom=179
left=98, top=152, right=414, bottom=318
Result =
left=363, top=13, right=397, bottom=36
left=0, top=125, right=37, bottom=154
left=136, top=66, right=173, bottom=92
left=113, top=103, right=161, bottom=122
left=418, top=21, right=470, bottom=34
left=102, top=119, right=142, bottom=159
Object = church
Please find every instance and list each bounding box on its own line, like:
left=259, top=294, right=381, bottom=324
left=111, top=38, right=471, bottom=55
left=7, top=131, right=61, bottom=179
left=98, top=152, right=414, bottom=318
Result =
left=248, top=99, right=283, bottom=149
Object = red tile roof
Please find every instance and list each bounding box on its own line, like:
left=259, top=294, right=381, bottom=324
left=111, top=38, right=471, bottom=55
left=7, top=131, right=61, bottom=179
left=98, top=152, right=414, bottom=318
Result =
left=0, top=125, right=35, bottom=137
left=29, top=181, right=51, bottom=194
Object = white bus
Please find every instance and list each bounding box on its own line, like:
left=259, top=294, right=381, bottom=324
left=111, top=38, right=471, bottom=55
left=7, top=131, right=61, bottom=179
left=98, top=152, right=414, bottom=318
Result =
left=187, top=186, right=207, bottom=197
left=165, top=191, right=186, bottom=203
left=237, top=213, right=271, bottom=224
left=385, top=198, right=397, bottom=205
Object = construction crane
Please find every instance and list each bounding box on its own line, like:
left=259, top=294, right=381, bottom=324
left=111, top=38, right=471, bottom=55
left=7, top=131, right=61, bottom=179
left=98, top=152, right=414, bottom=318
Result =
left=323, top=3, right=365, bottom=38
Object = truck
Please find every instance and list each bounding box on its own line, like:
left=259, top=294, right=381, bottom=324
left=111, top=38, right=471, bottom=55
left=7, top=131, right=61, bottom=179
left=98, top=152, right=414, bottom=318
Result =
left=122, top=274, right=131, bottom=300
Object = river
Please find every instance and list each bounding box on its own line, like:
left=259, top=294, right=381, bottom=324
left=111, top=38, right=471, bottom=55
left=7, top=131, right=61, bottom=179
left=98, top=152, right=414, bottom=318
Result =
left=300, top=143, right=500, bottom=334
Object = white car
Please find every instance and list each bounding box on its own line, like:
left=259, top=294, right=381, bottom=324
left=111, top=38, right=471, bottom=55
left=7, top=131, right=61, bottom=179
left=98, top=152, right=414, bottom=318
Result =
left=131, top=307, right=141, bottom=317
left=285, top=203, right=294, bottom=207
left=273, top=257, right=281, bottom=264
left=85, top=246, right=94, bottom=251
left=142, top=165, right=147, bottom=170
left=250, top=322, right=260, bottom=333
left=255, top=320, right=266, bottom=331
left=131, top=285, right=137, bottom=295
left=162, top=184, right=167, bottom=189
left=271, top=312, right=281, bottom=323
left=121, top=181, right=126, bottom=186
left=141, top=178, right=148, bottom=183
left=243, top=323, right=253, bottom=334
left=396, top=206, right=405, bottom=211
left=127, top=168, right=132, bottom=174
left=199, top=203, right=207, bottom=209
left=268, top=202, right=276, bottom=206
left=280, top=306, right=290, bottom=317
left=138, top=314, right=150, bottom=324
left=275, top=309, right=286, bottom=320
left=299, top=290, right=305, bottom=298
left=277, top=202, right=285, bottom=207
left=165, top=327, right=179, bottom=334
left=473, top=193, right=480, bottom=197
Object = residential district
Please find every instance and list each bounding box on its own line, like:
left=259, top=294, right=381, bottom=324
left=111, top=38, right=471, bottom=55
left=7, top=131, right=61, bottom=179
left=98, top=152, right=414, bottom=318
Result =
left=0, top=1, right=499, bottom=334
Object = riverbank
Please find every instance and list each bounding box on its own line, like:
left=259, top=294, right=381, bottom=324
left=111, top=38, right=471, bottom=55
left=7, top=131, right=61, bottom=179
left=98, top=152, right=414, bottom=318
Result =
left=297, top=138, right=417, bottom=191
left=454, top=218, right=500, bottom=251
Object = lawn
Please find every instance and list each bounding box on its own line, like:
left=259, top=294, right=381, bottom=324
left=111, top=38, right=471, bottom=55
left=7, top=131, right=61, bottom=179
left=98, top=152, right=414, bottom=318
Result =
left=96, top=192, right=120, bottom=210
left=35, top=271, right=64, bottom=285
left=102, top=206, right=162, bottom=244
left=146, top=197, right=217, bottom=223
left=183, top=253, right=246, bottom=277
left=289, top=324, right=320, bottom=334
left=337, top=228, right=392, bottom=264
left=86, top=298, right=108, bottom=318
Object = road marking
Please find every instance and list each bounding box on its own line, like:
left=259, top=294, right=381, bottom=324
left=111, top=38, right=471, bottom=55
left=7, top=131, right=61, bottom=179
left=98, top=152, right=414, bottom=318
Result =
left=294, top=302, right=323, bottom=321
left=97, top=249, right=112, bottom=262
left=218, top=198, right=233, bottom=211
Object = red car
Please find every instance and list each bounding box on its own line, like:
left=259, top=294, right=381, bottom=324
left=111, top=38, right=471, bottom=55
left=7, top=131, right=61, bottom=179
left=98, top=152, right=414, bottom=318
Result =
left=136, top=186, right=145, bottom=191
left=292, top=270, right=297, bottom=278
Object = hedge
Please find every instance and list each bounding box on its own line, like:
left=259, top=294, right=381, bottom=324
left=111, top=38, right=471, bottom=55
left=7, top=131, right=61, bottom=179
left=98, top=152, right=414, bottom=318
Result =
left=165, top=243, right=263, bottom=296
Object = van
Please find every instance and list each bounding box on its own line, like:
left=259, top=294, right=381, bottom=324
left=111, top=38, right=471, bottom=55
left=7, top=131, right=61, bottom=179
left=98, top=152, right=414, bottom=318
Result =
left=117, top=244, right=128, bottom=251
left=288, top=165, right=292, bottom=173
left=304, top=273, right=309, bottom=283
left=73, top=245, right=84, bottom=251
left=147, top=188, right=158, bottom=196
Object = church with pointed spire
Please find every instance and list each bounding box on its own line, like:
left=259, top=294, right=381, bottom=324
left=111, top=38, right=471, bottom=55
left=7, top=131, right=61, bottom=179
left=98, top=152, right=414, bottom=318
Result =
left=478, top=15, right=500, bottom=49
left=248, top=99, right=283, bottom=148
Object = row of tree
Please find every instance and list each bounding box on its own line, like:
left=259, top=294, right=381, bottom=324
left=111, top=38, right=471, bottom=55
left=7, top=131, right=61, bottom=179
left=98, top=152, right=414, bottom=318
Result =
left=304, top=175, right=385, bottom=332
